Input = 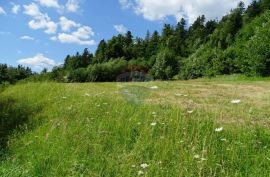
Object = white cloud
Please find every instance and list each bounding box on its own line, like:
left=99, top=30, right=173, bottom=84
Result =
left=35, top=0, right=60, bottom=9
left=18, top=54, right=56, bottom=68
left=0, top=6, right=6, bottom=15
left=23, top=3, right=57, bottom=34
left=114, top=24, right=128, bottom=34
left=53, top=26, right=95, bottom=45
left=20, top=35, right=35, bottom=40
left=66, top=0, right=80, bottom=13
left=120, top=0, right=252, bottom=23
left=119, top=0, right=133, bottom=9
left=59, top=16, right=80, bottom=32
left=11, top=4, right=20, bottom=14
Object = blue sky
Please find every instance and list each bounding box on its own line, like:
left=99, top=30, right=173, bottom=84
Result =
left=0, top=0, right=251, bottom=71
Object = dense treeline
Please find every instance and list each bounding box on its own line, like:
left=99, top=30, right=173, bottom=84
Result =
left=0, top=64, right=32, bottom=84
left=49, top=0, right=270, bottom=81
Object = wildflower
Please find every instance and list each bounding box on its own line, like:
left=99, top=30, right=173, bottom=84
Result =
left=194, top=155, right=200, bottom=159
left=215, top=127, right=224, bottom=132
left=151, top=122, right=157, bottom=126
left=62, top=97, right=67, bottom=99
left=201, top=158, right=207, bottom=161
left=132, top=165, right=136, bottom=168
left=231, top=99, right=241, bottom=104
left=150, top=86, right=158, bottom=89
left=85, top=93, right=90, bottom=97
left=138, top=170, right=144, bottom=175
left=140, top=163, right=149, bottom=169
left=187, top=110, right=194, bottom=114
left=221, top=138, right=227, bottom=141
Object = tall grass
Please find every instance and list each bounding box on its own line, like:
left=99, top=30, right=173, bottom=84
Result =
left=0, top=79, right=270, bottom=176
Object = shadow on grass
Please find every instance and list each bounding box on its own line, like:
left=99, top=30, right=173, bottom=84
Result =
left=0, top=96, right=40, bottom=156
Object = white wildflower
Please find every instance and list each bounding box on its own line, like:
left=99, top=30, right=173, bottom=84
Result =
left=231, top=99, right=241, bottom=104
left=187, top=110, right=194, bottom=114
left=84, top=93, right=90, bottom=97
left=150, top=86, right=158, bottom=89
left=140, top=163, right=149, bottom=169
left=151, top=122, right=157, bottom=126
left=138, top=170, right=144, bottom=175
left=221, top=138, right=227, bottom=141
left=175, top=93, right=182, bottom=97
left=215, top=127, right=224, bottom=132
left=194, top=155, right=200, bottom=159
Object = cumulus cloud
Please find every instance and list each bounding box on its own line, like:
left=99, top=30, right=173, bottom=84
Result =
left=18, top=54, right=56, bottom=68
left=20, top=35, right=35, bottom=40
left=114, top=24, right=128, bottom=34
left=23, top=3, right=57, bottom=34
left=0, top=6, right=6, bottom=15
left=35, top=0, right=60, bottom=9
left=66, top=0, right=80, bottom=13
left=120, top=0, right=252, bottom=23
left=59, top=16, right=80, bottom=32
left=52, top=26, right=95, bottom=45
left=11, top=4, right=20, bottom=14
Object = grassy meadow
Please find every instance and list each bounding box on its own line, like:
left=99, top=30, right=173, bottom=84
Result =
left=1, top=76, right=270, bottom=176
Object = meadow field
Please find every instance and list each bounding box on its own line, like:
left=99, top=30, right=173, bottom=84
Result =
left=1, top=76, right=270, bottom=176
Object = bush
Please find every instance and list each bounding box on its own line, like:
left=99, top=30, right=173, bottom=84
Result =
left=240, top=18, right=270, bottom=76
left=86, top=59, right=128, bottom=82
left=150, top=48, right=178, bottom=80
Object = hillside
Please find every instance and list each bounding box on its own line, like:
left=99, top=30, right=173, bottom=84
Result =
left=1, top=76, right=270, bottom=176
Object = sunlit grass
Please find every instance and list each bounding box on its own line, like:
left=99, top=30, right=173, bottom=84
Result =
left=1, top=78, right=270, bottom=176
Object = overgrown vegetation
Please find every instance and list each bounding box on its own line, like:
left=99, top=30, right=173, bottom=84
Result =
left=45, top=0, right=270, bottom=82
left=1, top=78, right=270, bottom=176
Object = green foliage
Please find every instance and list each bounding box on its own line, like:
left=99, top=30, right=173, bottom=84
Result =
left=151, top=49, right=178, bottom=80
left=45, top=1, right=270, bottom=82
left=0, top=64, right=32, bottom=84
left=1, top=81, right=270, bottom=176
left=87, top=59, right=128, bottom=82
left=240, top=18, right=270, bottom=76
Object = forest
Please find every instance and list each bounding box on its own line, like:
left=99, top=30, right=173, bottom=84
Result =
left=1, top=0, right=270, bottom=83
